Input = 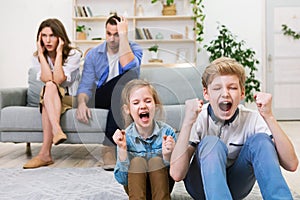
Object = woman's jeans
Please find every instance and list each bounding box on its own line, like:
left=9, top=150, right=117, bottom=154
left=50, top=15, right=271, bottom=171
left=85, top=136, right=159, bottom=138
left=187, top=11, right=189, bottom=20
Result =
left=184, top=133, right=293, bottom=200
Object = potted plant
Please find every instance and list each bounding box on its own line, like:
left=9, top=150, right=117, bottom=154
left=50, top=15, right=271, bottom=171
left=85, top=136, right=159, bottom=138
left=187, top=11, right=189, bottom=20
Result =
left=148, top=44, right=159, bottom=59
left=151, top=0, right=176, bottom=15
left=204, top=24, right=261, bottom=103
left=76, top=25, right=91, bottom=40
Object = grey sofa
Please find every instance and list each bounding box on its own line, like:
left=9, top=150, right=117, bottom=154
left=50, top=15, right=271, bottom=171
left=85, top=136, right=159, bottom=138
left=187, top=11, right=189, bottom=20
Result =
left=0, top=65, right=203, bottom=154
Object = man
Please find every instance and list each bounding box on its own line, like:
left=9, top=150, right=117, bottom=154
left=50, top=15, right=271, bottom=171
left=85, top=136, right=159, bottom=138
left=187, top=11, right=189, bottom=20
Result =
left=76, top=14, right=143, bottom=170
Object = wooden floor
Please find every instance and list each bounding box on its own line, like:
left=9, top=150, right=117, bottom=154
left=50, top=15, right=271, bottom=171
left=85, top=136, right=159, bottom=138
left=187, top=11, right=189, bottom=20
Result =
left=0, top=143, right=105, bottom=168
left=0, top=121, right=299, bottom=194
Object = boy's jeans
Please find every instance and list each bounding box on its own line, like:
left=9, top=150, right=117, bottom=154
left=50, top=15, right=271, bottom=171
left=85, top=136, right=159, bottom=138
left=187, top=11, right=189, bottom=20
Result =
left=184, top=133, right=293, bottom=200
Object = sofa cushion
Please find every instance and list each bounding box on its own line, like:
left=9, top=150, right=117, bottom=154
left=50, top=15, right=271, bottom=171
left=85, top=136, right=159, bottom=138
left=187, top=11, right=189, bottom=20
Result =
left=0, top=106, right=108, bottom=133
left=26, top=65, right=203, bottom=107
left=140, top=66, right=203, bottom=105
left=27, top=67, right=44, bottom=107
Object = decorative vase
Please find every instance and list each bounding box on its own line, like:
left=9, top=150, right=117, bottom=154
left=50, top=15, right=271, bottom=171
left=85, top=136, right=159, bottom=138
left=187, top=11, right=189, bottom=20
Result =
left=137, top=4, right=144, bottom=16
left=77, top=32, right=87, bottom=40
left=162, top=4, right=176, bottom=16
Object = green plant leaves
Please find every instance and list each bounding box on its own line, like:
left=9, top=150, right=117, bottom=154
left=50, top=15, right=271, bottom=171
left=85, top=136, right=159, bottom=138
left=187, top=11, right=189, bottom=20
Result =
left=282, top=24, right=300, bottom=40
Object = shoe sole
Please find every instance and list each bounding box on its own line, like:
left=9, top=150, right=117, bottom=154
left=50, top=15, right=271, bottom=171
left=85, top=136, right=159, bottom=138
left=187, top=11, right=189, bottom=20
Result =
left=54, top=138, right=67, bottom=145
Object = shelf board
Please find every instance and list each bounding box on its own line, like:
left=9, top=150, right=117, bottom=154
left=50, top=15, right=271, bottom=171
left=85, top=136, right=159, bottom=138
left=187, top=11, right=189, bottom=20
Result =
left=73, top=40, right=104, bottom=44
left=141, top=62, right=196, bottom=68
left=73, top=39, right=194, bottom=44
left=135, top=39, right=194, bottom=43
left=73, top=15, right=193, bottom=21
left=73, top=16, right=135, bottom=21
left=135, top=15, right=193, bottom=20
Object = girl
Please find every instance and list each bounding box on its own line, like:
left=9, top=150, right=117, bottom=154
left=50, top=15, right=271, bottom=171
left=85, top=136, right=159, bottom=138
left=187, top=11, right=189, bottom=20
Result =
left=113, top=79, right=176, bottom=200
left=23, top=18, right=81, bottom=169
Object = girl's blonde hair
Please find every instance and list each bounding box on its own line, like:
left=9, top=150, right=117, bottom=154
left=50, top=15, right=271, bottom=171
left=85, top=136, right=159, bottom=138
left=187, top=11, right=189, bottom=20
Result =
left=121, top=79, right=163, bottom=127
left=202, top=57, right=246, bottom=90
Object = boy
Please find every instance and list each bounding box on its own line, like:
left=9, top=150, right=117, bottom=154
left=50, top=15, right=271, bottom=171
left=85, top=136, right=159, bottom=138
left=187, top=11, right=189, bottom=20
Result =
left=170, top=57, right=298, bottom=199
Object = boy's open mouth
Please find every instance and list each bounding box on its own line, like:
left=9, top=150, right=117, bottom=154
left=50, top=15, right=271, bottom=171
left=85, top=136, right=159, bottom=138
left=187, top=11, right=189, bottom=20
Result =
left=219, top=102, right=232, bottom=112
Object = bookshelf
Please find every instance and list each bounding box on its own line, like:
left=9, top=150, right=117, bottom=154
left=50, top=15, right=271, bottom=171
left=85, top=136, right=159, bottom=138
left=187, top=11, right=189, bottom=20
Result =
left=72, top=0, right=197, bottom=66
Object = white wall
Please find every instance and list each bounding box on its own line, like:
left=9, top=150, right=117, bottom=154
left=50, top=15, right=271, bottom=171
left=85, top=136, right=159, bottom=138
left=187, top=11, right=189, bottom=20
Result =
left=0, top=0, right=265, bottom=88
left=199, top=0, right=265, bottom=84
left=0, top=0, right=73, bottom=88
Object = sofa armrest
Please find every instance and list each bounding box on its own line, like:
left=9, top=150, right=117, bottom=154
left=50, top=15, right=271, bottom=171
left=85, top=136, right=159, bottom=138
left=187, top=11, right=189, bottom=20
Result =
left=0, top=87, right=27, bottom=108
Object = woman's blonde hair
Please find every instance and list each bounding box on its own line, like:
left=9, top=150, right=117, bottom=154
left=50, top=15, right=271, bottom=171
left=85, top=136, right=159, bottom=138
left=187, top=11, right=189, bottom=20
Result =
left=202, top=57, right=246, bottom=90
left=121, top=79, right=163, bottom=127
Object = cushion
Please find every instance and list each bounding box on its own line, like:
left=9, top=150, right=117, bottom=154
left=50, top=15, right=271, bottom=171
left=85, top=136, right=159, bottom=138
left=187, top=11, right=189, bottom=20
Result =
left=140, top=66, right=203, bottom=105
left=27, top=67, right=44, bottom=107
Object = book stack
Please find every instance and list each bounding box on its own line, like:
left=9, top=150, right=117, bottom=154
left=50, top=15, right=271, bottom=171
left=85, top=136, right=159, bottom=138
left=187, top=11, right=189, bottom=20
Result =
left=74, top=6, right=93, bottom=17
left=135, top=28, right=153, bottom=40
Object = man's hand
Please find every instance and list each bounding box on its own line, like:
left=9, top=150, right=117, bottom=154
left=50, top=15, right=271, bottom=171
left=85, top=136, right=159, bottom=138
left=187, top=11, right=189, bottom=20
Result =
left=254, top=92, right=273, bottom=119
left=115, top=16, right=128, bottom=35
left=76, top=102, right=91, bottom=124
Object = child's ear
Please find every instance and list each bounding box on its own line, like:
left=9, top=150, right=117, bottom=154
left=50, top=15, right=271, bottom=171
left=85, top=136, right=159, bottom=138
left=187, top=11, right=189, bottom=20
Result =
left=203, top=87, right=210, bottom=101
left=123, top=104, right=130, bottom=115
left=241, top=87, right=245, bottom=100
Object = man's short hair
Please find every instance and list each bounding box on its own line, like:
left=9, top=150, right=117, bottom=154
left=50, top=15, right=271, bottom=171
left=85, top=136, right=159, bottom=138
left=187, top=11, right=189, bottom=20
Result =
left=105, top=14, right=121, bottom=26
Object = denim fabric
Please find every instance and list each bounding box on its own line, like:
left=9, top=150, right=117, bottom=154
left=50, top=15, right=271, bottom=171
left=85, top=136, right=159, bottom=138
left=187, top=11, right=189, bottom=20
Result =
left=184, top=134, right=292, bottom=200
left=114, top=121, right=177, bottom=186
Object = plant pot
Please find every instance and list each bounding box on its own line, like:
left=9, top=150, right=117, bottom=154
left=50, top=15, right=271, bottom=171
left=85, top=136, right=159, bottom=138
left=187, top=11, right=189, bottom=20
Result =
left=77, top=32, right=87, bottom=40
left=150, top=51, right=158, bottom=59
left=162, top=4, right=176, bottom=16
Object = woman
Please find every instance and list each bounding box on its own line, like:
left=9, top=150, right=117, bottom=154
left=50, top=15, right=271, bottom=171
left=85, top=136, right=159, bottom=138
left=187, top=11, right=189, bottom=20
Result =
left=23, top=18, right=82, bottom=169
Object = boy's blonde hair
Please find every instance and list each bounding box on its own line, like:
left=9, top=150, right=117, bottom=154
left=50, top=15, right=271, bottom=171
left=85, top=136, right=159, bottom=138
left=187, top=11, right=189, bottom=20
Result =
left=202, top=57, right=246, bottom=89
left=121, top=79, right=163, bottom=127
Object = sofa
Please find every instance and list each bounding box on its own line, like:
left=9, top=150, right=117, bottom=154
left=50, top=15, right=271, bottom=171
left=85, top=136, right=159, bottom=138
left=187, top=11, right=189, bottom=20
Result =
left=0, top=65, right=203, bottom=155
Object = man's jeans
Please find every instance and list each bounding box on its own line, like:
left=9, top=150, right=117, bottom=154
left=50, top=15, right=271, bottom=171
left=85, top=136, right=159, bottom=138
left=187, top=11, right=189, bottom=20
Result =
left=184, top=133, right=293, bottom=200
left=95, top=69, right=138, bottom=146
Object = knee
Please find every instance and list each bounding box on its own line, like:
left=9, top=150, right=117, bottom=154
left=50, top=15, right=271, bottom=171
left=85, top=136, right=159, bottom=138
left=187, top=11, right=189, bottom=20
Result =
left=245, top=133, right=278, bottom=161
left=129, top=157, right=147, bottom=173
left=44, top=81, right=58, bottom=95
left=148, top=157, right=165, bottom=172
left=246, top=133, right=273, bottom=149
left=45, top=81, right=56, bottom=89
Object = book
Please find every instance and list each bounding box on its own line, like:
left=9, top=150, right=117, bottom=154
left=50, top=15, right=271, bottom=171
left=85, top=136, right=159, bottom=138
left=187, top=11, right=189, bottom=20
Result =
left=86, top=6, right=93, bottom=17
left=78, top=6, right=86, bottom=17
left=136, top=28, right=144, bottom=39
left=143, top=28, right=149, bottom=39
left=145, top=28, right=153, bottom=39
left=74, top=6, right=79, bottom=17
left=82, top=6, right=89, bottom=17
left=143, top=28, right=153, bottom=40
left=76, top=6, right=83, bottom=17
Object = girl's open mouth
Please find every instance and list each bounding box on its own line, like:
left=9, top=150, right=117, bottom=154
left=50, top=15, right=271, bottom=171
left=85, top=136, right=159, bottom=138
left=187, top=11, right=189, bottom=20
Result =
left=139, top=112, right=150, bottom=121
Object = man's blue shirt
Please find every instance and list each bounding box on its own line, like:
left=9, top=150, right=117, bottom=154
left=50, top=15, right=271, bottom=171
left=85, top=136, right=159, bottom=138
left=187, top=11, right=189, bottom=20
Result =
left=77, top=41, right=143, bottom=98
